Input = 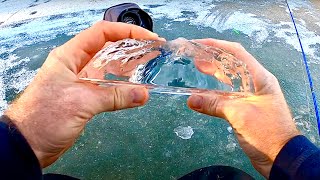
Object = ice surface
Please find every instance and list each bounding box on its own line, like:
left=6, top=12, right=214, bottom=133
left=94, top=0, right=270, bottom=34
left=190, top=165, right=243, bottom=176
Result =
left=78, top=38, right=253, bottom=95
left=1, top=1, right=319, bottom=179
left=173, top=126, right=194, bottom=140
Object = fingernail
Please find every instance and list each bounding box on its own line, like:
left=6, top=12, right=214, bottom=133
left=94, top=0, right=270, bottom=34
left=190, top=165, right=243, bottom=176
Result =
left=151, top=32, right=159, bottom=37
left=158, top=37, right=166, bottom=42
left=131, top=88, right=145, bottom=103
left=189, top=95, right=203, bottom=109
left=153, top=33, right=166, bottom=41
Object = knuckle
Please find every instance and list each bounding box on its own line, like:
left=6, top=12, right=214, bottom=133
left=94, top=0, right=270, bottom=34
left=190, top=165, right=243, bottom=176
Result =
left=49, top=48, right=59, bottom=58
left=259, top=73, right=281, bottom=94
left=48, top=47, right=64, bottom=62
left=269, top=73, right=278, bottom=83
left=95, top=20, right=108, bottom=27
left=233, top=42, right=244, bottom=50
left=112, top=87, right=123, bottom=110
left=207, top=97, right=219, bottom=115
left=264, top=72, right=279, bottom=86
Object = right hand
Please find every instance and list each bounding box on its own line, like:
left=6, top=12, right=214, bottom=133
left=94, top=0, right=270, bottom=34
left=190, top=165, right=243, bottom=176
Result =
left=187, top=39, right=300, bottom=178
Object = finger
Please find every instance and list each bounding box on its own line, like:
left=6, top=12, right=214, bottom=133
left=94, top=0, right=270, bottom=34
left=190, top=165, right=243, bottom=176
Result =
left=194, top=39, right=275, bottom=92
left=88, top=85, right=149, bottom=113
left=55, top=21, right=162, bottom=74
left=194, top=59, right=218, bottom=75
left=187, top=93, right=228, bottom=119
left=194, top=39, right=263, bottom=70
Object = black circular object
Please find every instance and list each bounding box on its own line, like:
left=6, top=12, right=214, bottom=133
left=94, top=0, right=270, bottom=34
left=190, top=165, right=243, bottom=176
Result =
left=104, top=3, right=153, bottom=32
left=119, top=9, right=141, bottom=25
left=179, top=165, right=255, bottom=180
left=122, top=14, right=139, bottom=24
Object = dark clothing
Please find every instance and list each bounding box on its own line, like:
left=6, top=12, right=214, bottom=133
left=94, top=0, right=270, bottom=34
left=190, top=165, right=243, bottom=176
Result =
left=270, top=135, right=320, bottom=179
left=179, top=165, right=254, bottom=180
left=0, top=116, right=41, bottom=180
left=0, top=116, right=319, bottom=180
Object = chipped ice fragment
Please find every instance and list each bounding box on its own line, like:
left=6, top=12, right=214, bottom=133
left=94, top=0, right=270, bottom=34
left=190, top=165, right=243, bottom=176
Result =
left=227, top=126, right=233, bottom=133
left=174, top=126, right=194, bottom=140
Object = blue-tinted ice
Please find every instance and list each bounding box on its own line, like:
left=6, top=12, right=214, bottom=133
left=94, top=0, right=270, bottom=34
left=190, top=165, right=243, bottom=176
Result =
left=78, top=38, right=253, bottom=95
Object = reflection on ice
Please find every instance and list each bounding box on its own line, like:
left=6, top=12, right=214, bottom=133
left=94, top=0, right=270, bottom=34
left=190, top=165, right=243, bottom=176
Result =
left=78, top=38, right=254, bottom=95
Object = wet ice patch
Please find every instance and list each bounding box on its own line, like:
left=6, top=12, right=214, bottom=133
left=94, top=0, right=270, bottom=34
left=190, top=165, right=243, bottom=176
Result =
left=174, top=126, right=194, bottom=140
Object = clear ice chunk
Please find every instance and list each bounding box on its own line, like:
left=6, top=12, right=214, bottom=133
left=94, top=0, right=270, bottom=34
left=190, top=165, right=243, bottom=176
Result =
left=78, top=38, right=254, bottom=95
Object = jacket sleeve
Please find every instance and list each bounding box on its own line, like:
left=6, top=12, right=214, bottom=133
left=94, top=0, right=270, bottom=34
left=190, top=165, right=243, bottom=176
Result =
left=0, top=115, right=42, bottom=180
left=270, top=135, right=320, bottom=180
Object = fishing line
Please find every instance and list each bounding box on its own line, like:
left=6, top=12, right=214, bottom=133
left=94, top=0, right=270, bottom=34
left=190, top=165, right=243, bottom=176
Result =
left=285, top=0, right=320, bottom=136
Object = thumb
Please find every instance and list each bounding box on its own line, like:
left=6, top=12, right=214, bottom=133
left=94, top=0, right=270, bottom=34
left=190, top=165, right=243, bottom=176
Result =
left=89, top=85, right=149, bottom=114
left=187, top=94, right=227, bottom=119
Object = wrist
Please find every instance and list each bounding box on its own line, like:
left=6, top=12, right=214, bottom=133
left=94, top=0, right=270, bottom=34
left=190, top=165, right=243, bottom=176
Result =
left=4, top=107, right=46, bottom=168
left=0, top=115, right=43, bottom=167
left=261, top=130, right=301, bottom=178
left=5, top=103, right=71, bottom=168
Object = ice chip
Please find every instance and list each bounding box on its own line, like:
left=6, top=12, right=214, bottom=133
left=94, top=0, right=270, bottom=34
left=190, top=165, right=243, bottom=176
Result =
left=78, top=38, right=254, bottom=95
left=174, top=126, right=194, bottom=140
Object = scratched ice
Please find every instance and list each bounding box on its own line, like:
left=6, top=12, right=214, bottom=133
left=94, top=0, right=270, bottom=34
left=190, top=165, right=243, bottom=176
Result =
left=78, top=38, right=254, bottom=95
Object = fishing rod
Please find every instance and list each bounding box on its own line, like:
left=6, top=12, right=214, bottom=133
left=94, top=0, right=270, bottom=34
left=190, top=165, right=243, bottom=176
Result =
left=285, top=0, right=320, bottom=136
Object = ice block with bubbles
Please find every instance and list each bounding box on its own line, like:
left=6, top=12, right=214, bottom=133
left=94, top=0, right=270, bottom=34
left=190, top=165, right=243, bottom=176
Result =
left=78, top=38, right=254, bottom=95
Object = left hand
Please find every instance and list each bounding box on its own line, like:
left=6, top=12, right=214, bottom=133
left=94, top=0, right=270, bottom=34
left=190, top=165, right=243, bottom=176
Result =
left=5, top=21, right=163, bottom=168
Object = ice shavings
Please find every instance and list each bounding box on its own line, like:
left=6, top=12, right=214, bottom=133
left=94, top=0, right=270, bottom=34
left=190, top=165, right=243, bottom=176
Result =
left=1, top=0, right=319, bottom=65
left=143, top=0, right=320, bottom=63
left=11, top=67, right=38, bottom=93
left=0, top=64, right=8, bottom=115
left=0, top=55, right=37, bottom=115
left=145, top=2, right=269, bottom=44
left=274, top=21, right=320, bottom=64
left=0, top=10, right=102, bottom=54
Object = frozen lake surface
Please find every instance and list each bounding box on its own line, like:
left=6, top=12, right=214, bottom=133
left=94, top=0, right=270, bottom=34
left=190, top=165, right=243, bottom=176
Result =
left=1, top=0, right=320, bottom=179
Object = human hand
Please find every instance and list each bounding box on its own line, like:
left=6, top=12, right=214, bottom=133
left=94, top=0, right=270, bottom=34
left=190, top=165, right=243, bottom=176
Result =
left=5, top=21, right=163, bottom=168
left=187, top=39, right=300, bottom=178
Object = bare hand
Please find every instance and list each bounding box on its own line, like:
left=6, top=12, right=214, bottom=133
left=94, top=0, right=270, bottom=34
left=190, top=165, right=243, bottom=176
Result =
left=187, top=39, right=300, bottom=178
left=5, top=21, right=162, bottom=168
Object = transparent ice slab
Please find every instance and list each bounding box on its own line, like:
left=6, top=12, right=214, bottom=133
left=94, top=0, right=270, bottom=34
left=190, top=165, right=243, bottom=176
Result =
left=78, top=38, right=254, bottom=95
